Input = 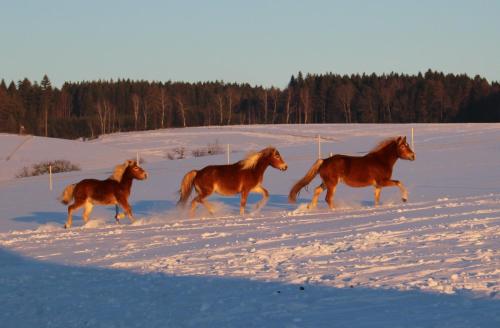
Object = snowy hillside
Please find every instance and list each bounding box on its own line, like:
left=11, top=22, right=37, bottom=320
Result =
left=1, top=124, right=500, bottom=327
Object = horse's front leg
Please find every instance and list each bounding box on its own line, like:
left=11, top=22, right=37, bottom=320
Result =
left=118, top=197, right=135, bottom=223
left=377, top=179, right=408, bottom=203
left=115, top=204, right=125, bottom=221
left=251, top=185, right=269, bottom=213
left=240, top=190, right=249, bottom=215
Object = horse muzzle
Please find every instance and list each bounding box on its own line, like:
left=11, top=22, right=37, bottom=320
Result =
left=280, top=165, right=288, bottom=171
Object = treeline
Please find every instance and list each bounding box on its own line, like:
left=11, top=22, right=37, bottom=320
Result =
left=0, top=70, right=499, bottom=139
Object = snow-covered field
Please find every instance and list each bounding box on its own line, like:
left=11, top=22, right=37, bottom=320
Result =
left=1, top=124, right=500, bottom=327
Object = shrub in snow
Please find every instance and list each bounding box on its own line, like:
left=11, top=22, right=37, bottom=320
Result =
left=16, top=160, right=80, bottom=178
left=192, top=140, right=225, bottom=158
left=191, top=148, right=207, bottom=157
left=166, top=147, right=186, bottom=160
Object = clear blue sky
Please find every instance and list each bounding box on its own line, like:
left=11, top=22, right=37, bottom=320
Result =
left=1, top=0, right=499, bottom=88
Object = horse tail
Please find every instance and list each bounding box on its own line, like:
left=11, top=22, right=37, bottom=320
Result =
left=288, top=159, right=324, bottom=203
left=59, top=184, right=76, bottom=205
left=177, top=170, right=198, bottom=207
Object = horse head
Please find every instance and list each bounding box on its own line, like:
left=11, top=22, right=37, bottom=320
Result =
left=396, top=136, right=415, bottom=161
left=126, top=161, right=149, bottom=180
left=268, top=148, right=288, bottom=171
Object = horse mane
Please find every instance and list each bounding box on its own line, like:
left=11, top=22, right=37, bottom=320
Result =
left=368, top=137, right=398, bottom=154
left=238, top=147, right=275, bottom=170
left=108, top=160, right=134, bottom=182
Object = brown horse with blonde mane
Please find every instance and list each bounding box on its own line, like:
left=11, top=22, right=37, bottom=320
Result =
left=59, top=160, right=148, bottom=228
left=289, top=136, right=415, bottom=209
left=178, top=147, right=288, bottom=216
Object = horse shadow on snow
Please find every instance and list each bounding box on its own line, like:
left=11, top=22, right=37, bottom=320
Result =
left=12, top=199, right=176, bottom=226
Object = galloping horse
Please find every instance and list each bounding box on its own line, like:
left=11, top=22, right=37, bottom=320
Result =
left=289, top=136, right=415, bottom=209
left=178, top=147, right=288, bottom=216
left=59, top=160, right=148, bottom=228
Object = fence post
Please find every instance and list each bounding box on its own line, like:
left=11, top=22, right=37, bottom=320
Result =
left=227, top=144, right=230, bottom=164
left=49, top=165, right=53, bottom=191
left=136, top=152, right=140, bottom=164
left=411, top=127, right=414, bottom=151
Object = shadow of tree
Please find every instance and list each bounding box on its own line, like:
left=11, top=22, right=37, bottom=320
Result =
left=1, top=247, right=499, bottom=327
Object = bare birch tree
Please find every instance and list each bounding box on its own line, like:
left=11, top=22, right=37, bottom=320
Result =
left=270, top=87, right=279, bottom=124
left=217, top=94, right=224, bottom=125
left=175, top=96, right=187, bottom=128
left=263, top=89, right=268, bottom=124
left=159, top=88, right=168, bottom=128
left=285, top=89, right=291, bottom=124
left=131, top=93, right=140, bottom=130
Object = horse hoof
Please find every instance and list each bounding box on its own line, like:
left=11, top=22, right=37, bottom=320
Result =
left=402, top=198, right=407, bottom=202
left=64, top=224, right=69, bottom=229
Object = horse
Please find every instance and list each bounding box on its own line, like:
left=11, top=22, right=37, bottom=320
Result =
left=177, top=147, right=288, bottom=216
left=289, top=136, right=415, bottom=209
left=59, top=160, right=148, bottom=228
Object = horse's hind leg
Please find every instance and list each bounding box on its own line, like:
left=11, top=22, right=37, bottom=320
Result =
left=374, top=186, right=382, bottom=206
left=324, top=181, right=337, bottom=210
left=82, top=201, right=93, bottom=224
left=190, top=190, right=213, bottom=217
left=240, top=190, right=249, bottom=215
left=65, top=198, right=85, bottom=229
left=308, top=183, right=325, bottom=209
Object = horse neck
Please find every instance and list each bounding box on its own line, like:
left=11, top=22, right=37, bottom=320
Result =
left=252, top=155, right=272, bottom=177
left=118, top=169, right=134, bottom=192
left=372, top=142, right=399, bottom=167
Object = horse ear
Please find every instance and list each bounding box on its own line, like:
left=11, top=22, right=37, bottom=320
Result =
left=402, top=136, right=407, bottom=143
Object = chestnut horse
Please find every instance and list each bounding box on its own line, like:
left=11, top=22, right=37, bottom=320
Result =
left=289, top=136, right=415, bottom=209
left=177, top=147, right=288, bottom=216
left=59, top=160, right=148, bottom=228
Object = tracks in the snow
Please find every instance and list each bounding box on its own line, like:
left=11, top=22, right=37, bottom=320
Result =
left=1, top=193, right=500, bottom=298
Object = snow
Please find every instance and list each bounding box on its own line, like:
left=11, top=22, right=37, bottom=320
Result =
left=1, top=124, right=500, bottom=327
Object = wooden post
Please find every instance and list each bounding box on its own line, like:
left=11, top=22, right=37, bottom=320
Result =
left=136, top=152, right=139, bottom=164
left=49, top=165, right=53, bottom=191
left=227, top=144, right=230, bottom=164
left=411, top=127, right=414, bottom=150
